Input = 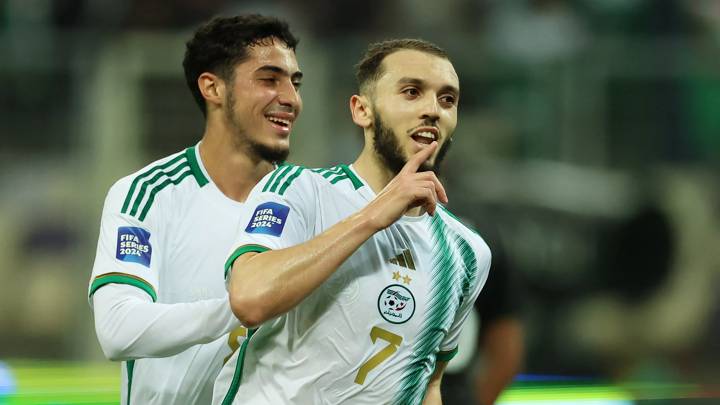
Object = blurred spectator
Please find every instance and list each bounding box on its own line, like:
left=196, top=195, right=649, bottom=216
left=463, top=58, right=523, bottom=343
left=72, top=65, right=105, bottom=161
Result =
left=442, top=216, right=525, bottom=404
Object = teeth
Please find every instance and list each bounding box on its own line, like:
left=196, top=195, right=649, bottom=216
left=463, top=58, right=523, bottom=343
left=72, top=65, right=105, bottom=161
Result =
left=267, top=116, right=291, bottom=126
left=415, top=131, right=435, bottom=139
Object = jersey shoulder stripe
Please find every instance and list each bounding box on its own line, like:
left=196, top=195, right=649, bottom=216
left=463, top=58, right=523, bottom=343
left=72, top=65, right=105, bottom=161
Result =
left=119, top=147, right=203, bottom=222
left=262, top=164, right=294, bottom=193
left=261, top=164, right=308, bottom=196
left=310, top=164, right=364, bottom=190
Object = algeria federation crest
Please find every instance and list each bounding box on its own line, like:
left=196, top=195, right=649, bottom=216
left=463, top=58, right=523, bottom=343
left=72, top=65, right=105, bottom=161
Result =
left=377, top=284, right=415, bottom=324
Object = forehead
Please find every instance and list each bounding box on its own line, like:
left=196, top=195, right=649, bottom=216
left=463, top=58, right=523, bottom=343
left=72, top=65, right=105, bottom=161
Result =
left=377, top=49, right=458, bottom=90
left=235, top=40, right=299, bottom=73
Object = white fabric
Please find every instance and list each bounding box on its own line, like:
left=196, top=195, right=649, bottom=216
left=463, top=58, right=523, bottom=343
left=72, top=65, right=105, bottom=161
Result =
left=89, top=144, right=247, bottom=405
left=93, top=284, right=237, bottom=359
left=213, top=164, right=491, bottom=405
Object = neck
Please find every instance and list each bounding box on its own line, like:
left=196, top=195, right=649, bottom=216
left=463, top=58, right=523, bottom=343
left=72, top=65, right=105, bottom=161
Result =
left=352, top=141, right=425, bottom=217
left=198, top=121, right=275, bottom=202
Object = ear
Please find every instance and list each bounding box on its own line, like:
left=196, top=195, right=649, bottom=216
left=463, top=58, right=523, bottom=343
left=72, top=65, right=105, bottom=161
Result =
left=350, top=94, right=373, bottom=128
left=198, top=72, right=225, bottom=111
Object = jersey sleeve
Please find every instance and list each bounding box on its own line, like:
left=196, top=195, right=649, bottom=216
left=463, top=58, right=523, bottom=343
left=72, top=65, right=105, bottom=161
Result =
left=224, top=166, right=316, bottom=281
left=88, top=179, right=164, bottom=305
left=437, top=237, right=491, bottom=360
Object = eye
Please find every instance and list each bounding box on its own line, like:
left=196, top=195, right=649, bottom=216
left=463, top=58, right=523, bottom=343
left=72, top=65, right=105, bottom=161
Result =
left=292, top=81, right=302, bottom=90
left=259, top=77, right=278, bottom=85
left=402, top=87, right=420, bottom=98
left=439, top=94, right=457, bottom=106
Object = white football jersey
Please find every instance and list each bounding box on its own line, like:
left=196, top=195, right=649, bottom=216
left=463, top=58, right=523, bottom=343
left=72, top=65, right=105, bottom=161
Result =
left=214, top=164, right=491, bottom=405
left=88, top=144, right=247, bottom=404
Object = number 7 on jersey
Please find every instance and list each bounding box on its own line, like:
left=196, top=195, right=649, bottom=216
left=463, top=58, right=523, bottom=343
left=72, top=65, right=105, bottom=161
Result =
left=354, top=326, right=403, bottom=385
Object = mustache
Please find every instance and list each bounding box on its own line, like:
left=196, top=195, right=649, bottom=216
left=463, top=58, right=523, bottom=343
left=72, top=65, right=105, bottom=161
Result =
left=406, top=120, right=441, bottom=136
left=265, top=105, right=296, bottom=115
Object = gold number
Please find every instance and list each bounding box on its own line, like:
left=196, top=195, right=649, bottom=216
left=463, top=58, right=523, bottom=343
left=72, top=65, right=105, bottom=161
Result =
left=223, top=326, right=247, bottom=364
left=354, top=326, right=403, bottom=385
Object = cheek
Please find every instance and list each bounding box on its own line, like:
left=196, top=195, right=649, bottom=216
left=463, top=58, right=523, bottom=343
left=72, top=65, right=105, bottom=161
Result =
left=442, top=111, right=457, bottom=129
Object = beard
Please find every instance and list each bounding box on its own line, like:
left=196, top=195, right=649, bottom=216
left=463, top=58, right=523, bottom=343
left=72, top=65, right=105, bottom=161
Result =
left=372, top=110, right=452, bottom=175
left=225, top=89, right=290, bottom=163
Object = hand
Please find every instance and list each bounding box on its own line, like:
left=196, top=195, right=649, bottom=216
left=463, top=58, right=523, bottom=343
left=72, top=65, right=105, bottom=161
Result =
left=364, top=142, right=448, bottom=230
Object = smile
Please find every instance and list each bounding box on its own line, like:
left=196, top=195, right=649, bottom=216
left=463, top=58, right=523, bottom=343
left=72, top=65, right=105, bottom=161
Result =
left=266, top=116, right=292, bottom=128
left=410, top=127, right=439, bottom=145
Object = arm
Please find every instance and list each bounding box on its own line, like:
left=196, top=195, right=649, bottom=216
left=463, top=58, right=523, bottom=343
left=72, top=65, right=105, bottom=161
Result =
left=422, top=360, right=449, bottom=405
left=92, top=283, right=239, bottom=360
left=229, top=143, right=448, bottom=328
left=474, top=317, right=524, bottom=405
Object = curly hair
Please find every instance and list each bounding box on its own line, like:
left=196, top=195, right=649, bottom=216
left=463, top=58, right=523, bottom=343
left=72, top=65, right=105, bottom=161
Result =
left=183, top=14, right=299, bottom=116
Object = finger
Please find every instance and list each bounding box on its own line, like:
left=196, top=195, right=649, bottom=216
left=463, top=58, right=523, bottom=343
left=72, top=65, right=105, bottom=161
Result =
left=414, top=186, right=437, bottom=216
left=418, top=172, right=448, bottom=204
left=399, top=141, right=438, bottom=175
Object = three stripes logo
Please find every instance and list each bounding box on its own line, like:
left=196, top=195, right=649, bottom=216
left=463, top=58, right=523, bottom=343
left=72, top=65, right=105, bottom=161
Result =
left=263, top=164, right=305, bottom=196
left=311, top=165, right=364, bottom=190
left=389, top=249, right=416, bottom=270
left=121, top=148, right=203, bottom=222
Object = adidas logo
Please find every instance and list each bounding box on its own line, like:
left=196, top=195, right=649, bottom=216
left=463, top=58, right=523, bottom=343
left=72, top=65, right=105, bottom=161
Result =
left=388, top=249, right=416, bottom=270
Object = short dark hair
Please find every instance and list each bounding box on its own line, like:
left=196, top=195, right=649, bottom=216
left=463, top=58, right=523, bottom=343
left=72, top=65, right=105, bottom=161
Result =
left=354, top=39, right=449, bottom=96
left=183, top=14, right=299, bottom=116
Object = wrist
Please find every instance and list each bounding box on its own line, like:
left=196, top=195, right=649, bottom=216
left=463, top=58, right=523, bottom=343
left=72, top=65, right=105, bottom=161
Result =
left=350, top=206, right=385, bottom=234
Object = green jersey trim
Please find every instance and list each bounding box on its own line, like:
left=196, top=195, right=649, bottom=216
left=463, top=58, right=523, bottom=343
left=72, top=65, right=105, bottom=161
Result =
left=262, top=166, right=286, bottom=193
left=266, top=165, right=294, bottom=193
left=456, top=236, right=479, bottom=300
left=184, top=146, right=209, bottom=187
left=339, top=164, right=364, bottom=190
left=121, top=154, right=185, bottom=214
left=89, top=273, right=158, bottom=302
left=310, top=165, right=364, bottom=190
left=224, top=244, right=271, bottom=279
left=128, top=162, right=189, bottom=217
left=126, top=360, right=135, bottom=405
left=120, top=151, right=197, bottom=222
left=278, top=166, right=305, bottom=195
left=261, top=164, right=306, bottom=195
left=137, top=169, right=193, bottom=221
left=395, top=214, right=457, bottom=404
left=436, top=346, right=459, bottom=362
left=221, top=328, right=258, bottom=405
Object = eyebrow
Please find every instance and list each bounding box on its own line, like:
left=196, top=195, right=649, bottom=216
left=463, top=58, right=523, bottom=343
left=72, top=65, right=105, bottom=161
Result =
left=397, top=77, right=459, bottom=97
left=256, top=65, right=304, bottom=81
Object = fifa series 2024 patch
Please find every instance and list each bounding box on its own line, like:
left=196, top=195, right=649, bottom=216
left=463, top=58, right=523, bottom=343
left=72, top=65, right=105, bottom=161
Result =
left=116, top=226, right=152, bottom=267
left=245, top=202, right=290, bottom=237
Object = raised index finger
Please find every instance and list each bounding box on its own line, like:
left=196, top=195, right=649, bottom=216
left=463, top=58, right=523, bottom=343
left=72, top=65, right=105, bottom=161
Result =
left=399, top=141, right=438, bottom=175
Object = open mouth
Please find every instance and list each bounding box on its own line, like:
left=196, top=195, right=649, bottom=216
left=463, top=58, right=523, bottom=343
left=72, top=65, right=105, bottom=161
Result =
left=410, top=128, right=439, bottom=145
left=266, top=115, right=292, bottom=129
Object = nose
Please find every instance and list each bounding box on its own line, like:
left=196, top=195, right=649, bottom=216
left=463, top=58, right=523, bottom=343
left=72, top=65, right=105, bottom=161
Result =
left=277, top=80, right=301, bottom=112
left=419, top=94, right=440, bottom=123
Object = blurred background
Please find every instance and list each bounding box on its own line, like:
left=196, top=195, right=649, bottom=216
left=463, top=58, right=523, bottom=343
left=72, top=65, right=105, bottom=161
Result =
left=1, top=0, right=719, bottom=403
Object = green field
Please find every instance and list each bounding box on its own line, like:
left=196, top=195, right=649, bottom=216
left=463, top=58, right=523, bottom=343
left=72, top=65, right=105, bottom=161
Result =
left=0, top=360, right=708, bottom=405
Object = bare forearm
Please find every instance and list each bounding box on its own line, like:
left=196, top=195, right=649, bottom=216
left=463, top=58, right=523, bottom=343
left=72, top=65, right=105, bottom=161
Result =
left=229, top=210, right=378, bottom=327
left=422, top=386, right=443, bottom=405
left=475, top=319, right=524, bottom=405
left=422, top=360, right=448, bottom=405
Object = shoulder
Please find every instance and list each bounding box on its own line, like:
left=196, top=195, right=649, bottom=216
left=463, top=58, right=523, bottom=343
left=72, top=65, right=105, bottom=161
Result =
left=255, top=163, right=313, bottom=197
left=256, top=163, right=363, bottom=198
left=105, top=147, right=204, bottom=222
left=438, top=206, right=491, bottom=261
left=308, top=164, right=365, bottom=194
